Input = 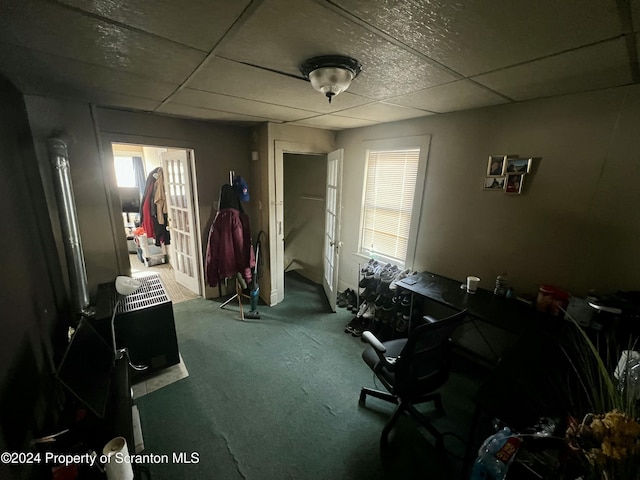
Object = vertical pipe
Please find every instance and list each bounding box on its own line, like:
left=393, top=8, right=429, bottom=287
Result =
left=47, top=137, right=91, bottom=316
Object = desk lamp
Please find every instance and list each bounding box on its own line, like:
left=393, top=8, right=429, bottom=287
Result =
left=111, top=276, right=148, bottom=371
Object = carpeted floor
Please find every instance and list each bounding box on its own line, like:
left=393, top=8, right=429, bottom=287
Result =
left=135, top=272, right=484, bottom=480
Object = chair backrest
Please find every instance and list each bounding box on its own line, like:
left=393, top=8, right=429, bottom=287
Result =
left=395, top=309, right=468, bottom=398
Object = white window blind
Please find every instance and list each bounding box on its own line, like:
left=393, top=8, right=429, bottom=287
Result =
left=361, top=148, right=420, bottom=264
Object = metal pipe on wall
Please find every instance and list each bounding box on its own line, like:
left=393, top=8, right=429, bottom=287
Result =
left=46, top=137, right=91, bottom=317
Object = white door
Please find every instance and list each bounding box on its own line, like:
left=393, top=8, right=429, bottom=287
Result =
left=161, top=150, right=200, bottom=294
left=322, top=149, right=343, bottom=312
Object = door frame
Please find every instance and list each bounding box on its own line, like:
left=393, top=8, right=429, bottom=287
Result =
left=161, top=148, right=201, bottom=295
left=102, top=136, right=205, bottom=296
left=273, top=141, right=334, bottom=305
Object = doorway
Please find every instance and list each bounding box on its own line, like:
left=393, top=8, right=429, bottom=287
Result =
left=283, top=153, right=328, bottom=286
left=274, top=143, right=343, bottom=311
left=111, top=143, right=202, bottom=303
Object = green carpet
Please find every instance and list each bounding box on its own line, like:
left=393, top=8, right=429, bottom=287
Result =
left=135, top=272, right=482, bottom=480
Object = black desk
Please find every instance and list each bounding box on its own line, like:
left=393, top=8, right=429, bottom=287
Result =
left=395, top=272, right=546, bottom=365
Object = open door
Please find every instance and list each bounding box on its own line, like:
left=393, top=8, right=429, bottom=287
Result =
left=161, top=149, right=200, bottom=294
left=322, top=149, right=343, bottom=312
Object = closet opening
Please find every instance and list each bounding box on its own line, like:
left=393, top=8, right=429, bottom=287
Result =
left=282, top=152, right=328, bottom=298
left=111, top=143, right=202, bottom=304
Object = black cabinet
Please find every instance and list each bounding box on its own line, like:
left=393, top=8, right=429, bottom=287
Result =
left=93, top=274, right=180, bottom=373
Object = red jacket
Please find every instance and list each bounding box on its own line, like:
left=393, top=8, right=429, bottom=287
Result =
left=205, top=208, right=254, bottom=287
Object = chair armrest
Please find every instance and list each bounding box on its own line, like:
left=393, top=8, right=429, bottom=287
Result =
left=363, top=331, right=399, bottom=372
left=362, top=331, right=386, bottom=354
left=423, top=315, right=438, bottom=324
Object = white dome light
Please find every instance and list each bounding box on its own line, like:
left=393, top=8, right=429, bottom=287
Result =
left=300, top=55, right=362, bottom=103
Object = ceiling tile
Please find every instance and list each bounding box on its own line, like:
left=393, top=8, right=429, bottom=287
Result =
left=12, top=74, right=162, bottom=112
left=0, top=0, right=205, bottom=84
left=57, top=0, right=251, bottom=52
left=290, top=115, right=379, bottom=130
left=335, top=102, right=433, bottom=122
left=170, top=88, right=317, bottom=122
left=215, top=0, right=458, bottom=98
left=387, top=80, right=510, bottom=113
left=81, top=91, right=163, bottom=112
left=473, top=38, right=632, bottom=101
left=155, top=103, right=274, bottom=124
left=0, top=43, right=177, bottom=101
left=188, top=56, right=372, bottom=113
left=331, top=0, right=624, bottom=76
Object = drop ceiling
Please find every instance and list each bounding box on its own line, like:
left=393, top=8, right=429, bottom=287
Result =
left=0, top=0, right=638, bottom=130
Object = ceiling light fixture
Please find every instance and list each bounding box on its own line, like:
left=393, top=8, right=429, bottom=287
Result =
left=299, top=55, right=362, bottom=103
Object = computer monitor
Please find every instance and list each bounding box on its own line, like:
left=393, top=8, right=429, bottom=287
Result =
left=119, top=187, right=141, bottom=213
left=56, top=318, right=114, bottom=419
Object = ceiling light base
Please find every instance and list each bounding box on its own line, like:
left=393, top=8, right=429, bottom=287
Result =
left=300, top=55, right=362, bottom=103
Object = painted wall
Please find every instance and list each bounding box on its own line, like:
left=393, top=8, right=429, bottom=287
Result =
left=23, top=96, right=119, bottom=299
left=23, top=96, right=252, bottom=300
left=283, top=153, right=327, bottom=284
left=0, top=79, right=67, bottom=474
left=337, top=85, right=640, bottom=299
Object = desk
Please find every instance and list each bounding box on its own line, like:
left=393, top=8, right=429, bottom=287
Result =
left=395, top=272, right=546, bottom=365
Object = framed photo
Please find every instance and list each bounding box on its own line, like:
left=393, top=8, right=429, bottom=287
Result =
left=487, top=155, right=506, bottom=176
left=483, top=176, right=505, bottom=191
left=506, top=157, right=532, bottom=174
left=505, top=174, right=525, bottom=194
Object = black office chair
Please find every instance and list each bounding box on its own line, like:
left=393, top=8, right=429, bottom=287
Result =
left=359, top=309, right=468, bottom=449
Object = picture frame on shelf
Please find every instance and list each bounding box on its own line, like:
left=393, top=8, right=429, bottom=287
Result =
left=505, top=174, right=525, bottom=194
left=506, top=157, right=532, bottom=174
left=487, top=155, right=507, bottom=176
left=483, top=176, right=506, bottom=191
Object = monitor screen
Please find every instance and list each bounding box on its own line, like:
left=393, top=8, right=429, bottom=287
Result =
left=119, top=187, right=141, bottom=213
left=56, top=318, right=114, bottom=419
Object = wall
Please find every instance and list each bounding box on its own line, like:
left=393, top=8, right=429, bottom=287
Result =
left=23, top=96, right=122, bottom=301
left=336, top=85, right=640, bottom=298
left=22, top=97, right=252, bottom=300
left=0, top=78, right=67, bottom=479
left=283, top=153, right=327, bottom=284
left=141, top=145, right=166, bottom=171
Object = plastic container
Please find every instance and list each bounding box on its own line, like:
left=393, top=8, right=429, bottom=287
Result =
left=471, top=427, right=522, bottom=480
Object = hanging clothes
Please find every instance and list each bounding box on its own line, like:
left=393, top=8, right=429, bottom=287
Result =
left=153, top=168, right=167, bottom=225
left=206, top=184, right=254, bottom=287
left=139, top=167, right=171, bottom=246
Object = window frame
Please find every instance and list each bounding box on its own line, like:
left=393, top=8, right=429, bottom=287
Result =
left=358, top=135, right=430, bottom=269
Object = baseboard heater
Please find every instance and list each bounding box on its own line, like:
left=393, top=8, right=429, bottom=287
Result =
left=93, top=274, right=180, bottom=373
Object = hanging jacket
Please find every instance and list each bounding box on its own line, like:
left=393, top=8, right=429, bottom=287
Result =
left=140, top=167, right=161, bottom=239
left=205, top=184, right=254, bottom=287
left=153, top=168, right=167, bottom=225
left=139, top=167, right=170, bottom=246
left=205, top=208, right=254, bottom=287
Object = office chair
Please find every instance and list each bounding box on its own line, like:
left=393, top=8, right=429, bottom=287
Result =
left=359, top=309, right=468, bottom=449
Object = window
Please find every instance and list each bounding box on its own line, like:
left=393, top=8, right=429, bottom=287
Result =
left=360, top=148, right=420, bottom=265
left=114, top=156, right=136, bottom=187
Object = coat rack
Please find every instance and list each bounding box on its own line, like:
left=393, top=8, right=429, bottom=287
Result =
left=218, top=170, right=260, bottom=320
